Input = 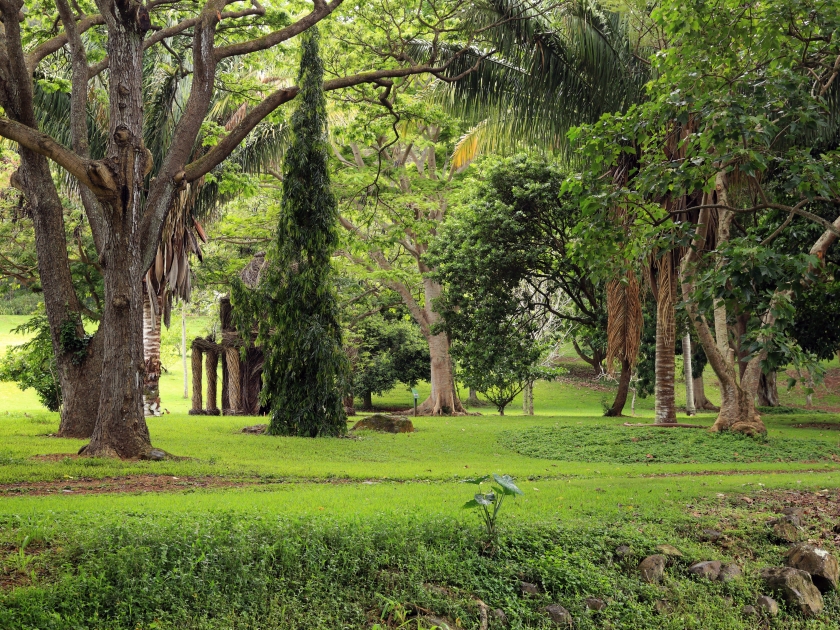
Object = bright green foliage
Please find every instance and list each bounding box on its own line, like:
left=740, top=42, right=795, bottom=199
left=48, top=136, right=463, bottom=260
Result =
left=349, top=313, right=429, bottom=405
left=462, top=473, right=523, bottom=540
left=501, top=425, right=840, bottom=464
left=0, top=313, right=60, bottom=411
left=232, top=29, right=350, bottom=437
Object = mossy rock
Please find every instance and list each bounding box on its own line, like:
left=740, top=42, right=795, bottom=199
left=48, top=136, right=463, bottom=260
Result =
left=351, top=414, right=414, bottom=434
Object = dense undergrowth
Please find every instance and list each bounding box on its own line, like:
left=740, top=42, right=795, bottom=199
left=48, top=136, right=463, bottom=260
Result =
left=1, top=509, right=838, bottom=630
left=499, top=426, right=840, bottom=464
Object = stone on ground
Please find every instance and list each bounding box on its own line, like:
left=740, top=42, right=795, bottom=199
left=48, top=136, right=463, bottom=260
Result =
left=688, top=560, right=722, bottom=580
left=718, top=563, right=742, bottom=582
left=520, top=581, right=540, bottom=596
left=544, top=604, right=573, bottom=627
left=772, top=520, right=801, bottom=543
left=655, top=544, right=683, bottom=558
left=350, top=414, right=414, bottom=433
left=638, top=555, right=666, bottom=583
left=785, top=543, right=838, bottom=592
left=760, top=567, right=824, bottom=616
left=584, top=597, right=606, bottom=611
left=755, top=595, right=779, bottom=616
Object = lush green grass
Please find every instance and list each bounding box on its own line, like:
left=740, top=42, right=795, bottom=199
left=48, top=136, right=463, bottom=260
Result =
left=500, top=425, right=840, bottom=464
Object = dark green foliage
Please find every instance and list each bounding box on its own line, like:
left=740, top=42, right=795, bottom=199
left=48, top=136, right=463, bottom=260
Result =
left=633, top=298, right=657, bottom=399
left=792, top=277, right=840, bottom=361
left=350, top=313, right=429, bottom=402
left=231, top=29, right=349, bottom=437
left=0, top=313, right=60, bottom=411
left=500, top=425, right=840, bottom=464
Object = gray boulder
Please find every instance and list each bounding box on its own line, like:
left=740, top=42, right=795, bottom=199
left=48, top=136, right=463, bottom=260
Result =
left=638, top=555, right=666, bottom=583
left=718, top=563, right=742, bottom=582
left=655, top=544, right=682, bottom=558
left=772, top=520, right=801, bottom=543
left=755, top=595, right=779, bottom=616
left=584, top=597, right=606, bottom=611
left=785, top=543, right=838, bottom=592
left=761, top=567, right=824, bottom=616
left=544, top=604, right=573, bottom=627
left=688, top=560, right=722, bottom=580
left=520, top=581, right=540, bottom=596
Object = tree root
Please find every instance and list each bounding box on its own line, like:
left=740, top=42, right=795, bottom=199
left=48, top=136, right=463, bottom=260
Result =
left=622, top=422, right=708, bottom=429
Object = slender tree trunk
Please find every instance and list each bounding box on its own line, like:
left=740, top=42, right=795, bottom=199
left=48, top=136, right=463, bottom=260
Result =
left=604, top=359, right=632, bottom=417
left=466, top=388, right=482, bottom=406
left=142, top=286, right=163, bottom=417
left=362, top=390, right=373, bottom=411
left=680, top=197, right=766, bottom=436
left=683, top=334, right=696, bottom=416
left=182, top=307, right=188, bottom=399
left=757, top=371, right=779, bottom=407
left=522, top=380, right=534, bottom=415
left=654, top=252, right=677, bottom=424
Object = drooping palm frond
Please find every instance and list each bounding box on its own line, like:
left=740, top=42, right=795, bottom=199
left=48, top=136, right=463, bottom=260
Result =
left=448, top=119, right=488, bottom=175
left=429, top=0, right=650, bottom=155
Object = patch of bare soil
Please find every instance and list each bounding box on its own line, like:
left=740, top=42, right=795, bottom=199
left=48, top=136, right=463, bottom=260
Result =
left=0, top=475, right=249, bottom=497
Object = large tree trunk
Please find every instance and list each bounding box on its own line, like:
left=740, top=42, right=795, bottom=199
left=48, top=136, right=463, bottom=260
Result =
left=17, top=151, right=103, bottom=438
left=692, top=374, right=719, bottom=411
left=82, top=9, right=153, bottom=458
left=654, top=252, right=677, bottom=424
left=604, top=359, right=632, bottom=417
left=416, top=331, right=464, bottom=415
left=757, top=371, right=779, bottom=407
left=142, top=286, right=163, bottom=417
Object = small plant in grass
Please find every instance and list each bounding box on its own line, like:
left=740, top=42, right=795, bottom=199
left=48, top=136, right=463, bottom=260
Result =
left=463, top=473, right=523, bottom=540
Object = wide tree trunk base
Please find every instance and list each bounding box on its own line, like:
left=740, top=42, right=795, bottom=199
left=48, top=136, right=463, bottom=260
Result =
left=415, top=392, right=466, bottom=416
left=709, top=415, right=766, bottom=436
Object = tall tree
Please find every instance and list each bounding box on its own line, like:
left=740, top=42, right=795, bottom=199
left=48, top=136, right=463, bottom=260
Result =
left=0, top=0, right=491, bottom=456
left=232, top=29, right=350, bottom=437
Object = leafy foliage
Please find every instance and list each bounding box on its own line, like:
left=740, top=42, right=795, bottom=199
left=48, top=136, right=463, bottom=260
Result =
left=231, top=29, right=350, bottom=437
left=0, top=313, right=60, bottom=411
left=462, top=473, right=524, bottom=540
left=500, top=425, right=840, bottom=464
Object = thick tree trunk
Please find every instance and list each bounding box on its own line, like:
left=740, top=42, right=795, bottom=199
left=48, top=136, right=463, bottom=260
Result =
left=692, top=374, right=719, bottom=411
left=604, top=359, right=632, bottom=417
left=142, top=287, right=163, bottom=417
left=654, top=252, right=677, bottom=424
left=683, top=334, right=696, bottom=416
left=415, top=332, right=464, bottom=415
left=82, top=11, right=153, bottom=458
left=757, top=371, right=779, bottom=407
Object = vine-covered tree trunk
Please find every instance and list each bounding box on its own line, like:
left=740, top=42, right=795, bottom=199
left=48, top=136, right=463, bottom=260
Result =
left=654, top=252, right=677, bottom=424
left=142, top=287, right=163, bottom=417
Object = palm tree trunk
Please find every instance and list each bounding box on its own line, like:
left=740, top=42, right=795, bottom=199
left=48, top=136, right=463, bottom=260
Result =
left=655, top=252, right=677, bottom=424
left=142, top=285, right=163, bottom=417
left=604, top=359, right=632, bottom=416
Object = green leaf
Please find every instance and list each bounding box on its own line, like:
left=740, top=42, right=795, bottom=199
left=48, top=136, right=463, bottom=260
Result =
left=462, top=475, right=490, bottom=485
left=462, top=499, right=480, bottom=509
left=474, top=493, right=495, bottom=506
left=493, top=473, right=523, bottom=495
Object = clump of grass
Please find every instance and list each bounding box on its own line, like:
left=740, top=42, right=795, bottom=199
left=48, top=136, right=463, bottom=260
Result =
left=499, top=426, right=840, bottom=464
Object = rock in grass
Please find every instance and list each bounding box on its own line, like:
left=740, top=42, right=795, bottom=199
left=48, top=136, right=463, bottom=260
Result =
left=718, top=563, right=742, bottom=582
left=700, top=529, right=723, bottom=542
left=688, top=560, right=722, bottom=580
left=241, top=424, right=267, bottom=434
left=148, top=448, right=166, bottom=461
left=492, top=608, right=507, bottom=625
left=785, top=543, right=839, bottom=592
left=350, top=414, right=414, bottom=434
left=520, top=581, right=540, bottom=596
left=741, top=604, right=757, bottom=616
left=760, top=567, right=824, bottom=616
left=755, top=595, right=779, bottom=616
left=833, top=522, right=840, bottom=534
left=772, top=520, right=801, bottom=543
left=544, top=604, right=573, bottom=627
left=615, top=545, right=633, bottom=559
left=655, top=544, right=683, bottom=558
left=584, top=597, right=606, bottom=611
left=638, top=555, right=666, bottom=583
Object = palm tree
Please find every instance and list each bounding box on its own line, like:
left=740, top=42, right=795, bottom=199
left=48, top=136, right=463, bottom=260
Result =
left=434, top=0, right=652, bottom=416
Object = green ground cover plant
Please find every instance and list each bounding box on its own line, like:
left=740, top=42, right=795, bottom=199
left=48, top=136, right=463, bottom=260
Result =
left=499, top=425, right=840, bottom=464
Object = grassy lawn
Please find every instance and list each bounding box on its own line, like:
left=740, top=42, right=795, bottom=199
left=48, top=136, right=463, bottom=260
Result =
left=1, top=315, right=840, bottom=628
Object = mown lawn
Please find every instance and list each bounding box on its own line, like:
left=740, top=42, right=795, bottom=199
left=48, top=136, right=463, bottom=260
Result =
left=1, top=315, right=840, bottom=628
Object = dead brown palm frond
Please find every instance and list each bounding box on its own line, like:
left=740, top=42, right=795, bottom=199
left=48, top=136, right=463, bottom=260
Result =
left=605, top=269, right=642, bottom=374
